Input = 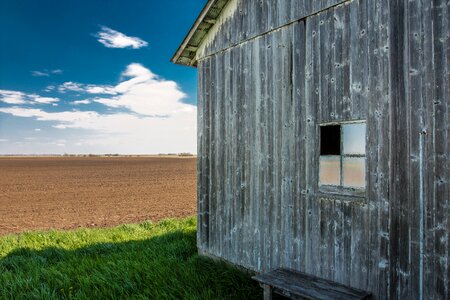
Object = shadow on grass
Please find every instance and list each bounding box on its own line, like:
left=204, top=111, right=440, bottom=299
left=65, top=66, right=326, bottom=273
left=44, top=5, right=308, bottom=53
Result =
left=0, top=227, right=262, bottom=299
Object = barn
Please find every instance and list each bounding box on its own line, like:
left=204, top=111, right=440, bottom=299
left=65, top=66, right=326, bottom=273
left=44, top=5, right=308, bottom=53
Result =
left=172, top=0, right=449, bottom=299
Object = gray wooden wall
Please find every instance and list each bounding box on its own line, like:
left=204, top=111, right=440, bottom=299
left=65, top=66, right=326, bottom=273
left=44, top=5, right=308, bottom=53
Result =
left=390, top=0, right=449, bottom=299
left=196, top=0, right=349, bottom=59
left=196, top=0, right=449, bottom=299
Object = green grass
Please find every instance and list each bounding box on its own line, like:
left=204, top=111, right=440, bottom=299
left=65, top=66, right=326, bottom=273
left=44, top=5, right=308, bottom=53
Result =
left=0, top=217, right=261, bottom=299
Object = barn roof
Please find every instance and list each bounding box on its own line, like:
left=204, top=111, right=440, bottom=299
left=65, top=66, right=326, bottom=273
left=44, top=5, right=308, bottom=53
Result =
left=171, top=0, right=230, bottom=67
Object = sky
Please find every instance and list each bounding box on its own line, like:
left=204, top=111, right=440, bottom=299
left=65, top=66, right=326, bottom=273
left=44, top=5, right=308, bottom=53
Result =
left=0, top=0, right=205, bottom=155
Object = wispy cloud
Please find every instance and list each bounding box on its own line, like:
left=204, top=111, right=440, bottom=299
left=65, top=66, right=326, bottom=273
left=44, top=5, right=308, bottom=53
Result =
left=58, top=82, right=85, bottom=93
left=58, top=63, right=190, bottom=117
left=58, top=82, right=116, bottom=95
left=0, top=64, right=196, bottom=154
left=0, top=107, right=144, bottom=131
left=95, top=26, right=148, bottom=49
left=2, top=63, right=193, bottom=122
left=0, top=89, right=59, bottom=105
left=31, top=71, right=49, bottom=77
left=44, top=85, right=56, bottom=92
left=71, top=100, right=91, bottom=105
left=57, top=63, right=190, bottom=117
left=31, top=69, right=63, bottom=77
left=0, top=106, right=196, bottom=153
left=32, top=96, right=59, bottom=104
left=0, top=90, right=27, bottom=104
left=85, top=85, right=116, bottom=95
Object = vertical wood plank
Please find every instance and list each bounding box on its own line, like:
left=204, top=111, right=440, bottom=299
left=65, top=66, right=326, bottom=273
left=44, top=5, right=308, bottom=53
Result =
left=292, top=20, right=306, bottom=272
left=431, top=1, right=449, bottom=298
left=203, top=57, right=211, bottom=251
left=197, top=59, right=205, bottom=251
left=209, top=55, right=217, bottom=256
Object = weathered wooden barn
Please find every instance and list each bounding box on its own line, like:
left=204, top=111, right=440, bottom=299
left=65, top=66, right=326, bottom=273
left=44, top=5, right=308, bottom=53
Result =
left=172, top=0, right=449, bottom=299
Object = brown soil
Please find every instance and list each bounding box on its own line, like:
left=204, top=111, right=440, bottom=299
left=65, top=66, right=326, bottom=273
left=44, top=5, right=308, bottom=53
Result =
left=0, top=156, right=197, bottom=235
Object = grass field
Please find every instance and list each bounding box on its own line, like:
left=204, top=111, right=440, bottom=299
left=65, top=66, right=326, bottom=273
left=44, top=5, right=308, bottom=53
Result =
left=0, top=217, right=261, bottom=299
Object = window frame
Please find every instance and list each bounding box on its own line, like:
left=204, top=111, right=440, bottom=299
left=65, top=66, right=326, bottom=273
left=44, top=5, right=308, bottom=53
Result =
left=318, top=120, right=367, bottom=198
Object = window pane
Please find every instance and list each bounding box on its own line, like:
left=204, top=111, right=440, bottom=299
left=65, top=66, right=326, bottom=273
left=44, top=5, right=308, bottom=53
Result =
left=320, top=125, right=341, bottom=155
left=319, top=156, right=341, bottom=186
left=343, top=157, right=366, bottom=188
left=343, top=123, right=366, bottom=155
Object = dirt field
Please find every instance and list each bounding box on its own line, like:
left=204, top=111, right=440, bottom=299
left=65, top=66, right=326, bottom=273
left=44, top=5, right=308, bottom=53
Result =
left=0, top=156, right=197, bottom=235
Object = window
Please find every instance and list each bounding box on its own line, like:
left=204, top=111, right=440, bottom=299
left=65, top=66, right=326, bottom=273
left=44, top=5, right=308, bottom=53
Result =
left=319, top=122, right=366, bottom=190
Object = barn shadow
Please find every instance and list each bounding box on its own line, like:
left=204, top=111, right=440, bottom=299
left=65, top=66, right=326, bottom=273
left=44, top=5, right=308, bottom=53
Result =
left=0, top=230, right=262, bottom=299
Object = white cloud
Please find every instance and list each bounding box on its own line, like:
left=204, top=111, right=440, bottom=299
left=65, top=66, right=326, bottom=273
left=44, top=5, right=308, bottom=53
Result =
left=72, top=100, right=91, bottom=105
left=0, top=139, right=8, bottom=142
left=0, top=63, right=197, bottom=154
left=31, top=69, right=63, bottom=77
left=92, top=63, right=190, bottom=117
left=35, top=128, right=41, bottom=132
left=58, top=82, right=85, bottom=93
left=32, top=96, right=60, bottom=104
left=0, top=106, right=196, bottom=153
left=58, top=63, right=191, bottom=117
left=44, top=85, right=56, bottom=92
left=31, top=71, right=49, bottom=77
left=0, top=90, right=27, bottom=104
left=0, top=90, right=59, bottom=105
left=96, top=26, right=148, bottom=49
left=0, top=107, right=98, bottom=126
left=58, top=82, right=117, bottom=95
left=85, top=85, right=117, bottom=95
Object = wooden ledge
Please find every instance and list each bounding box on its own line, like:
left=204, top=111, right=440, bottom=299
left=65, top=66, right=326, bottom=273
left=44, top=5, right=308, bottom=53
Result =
left=253, top=268, right=371, bottom=300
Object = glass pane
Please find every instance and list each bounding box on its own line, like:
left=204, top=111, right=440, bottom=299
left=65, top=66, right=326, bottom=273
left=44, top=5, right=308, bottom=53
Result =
left=343, top=123, right=366, bottom=155
left=319, top=156, right=341, bottom=186
left=343, top=157, right=366, bottom=188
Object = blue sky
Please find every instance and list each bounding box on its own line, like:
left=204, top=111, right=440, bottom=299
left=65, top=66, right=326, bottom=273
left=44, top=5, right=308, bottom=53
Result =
left=0, top=0, right=204, bottom=154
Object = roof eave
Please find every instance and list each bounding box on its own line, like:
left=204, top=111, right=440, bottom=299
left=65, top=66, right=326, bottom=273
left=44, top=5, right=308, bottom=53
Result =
left=171, top=0, right=230, bottom=67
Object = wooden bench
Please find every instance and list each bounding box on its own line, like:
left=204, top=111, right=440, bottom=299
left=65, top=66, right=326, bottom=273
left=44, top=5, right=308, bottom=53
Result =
left=252, top=268, right=372, bottom=300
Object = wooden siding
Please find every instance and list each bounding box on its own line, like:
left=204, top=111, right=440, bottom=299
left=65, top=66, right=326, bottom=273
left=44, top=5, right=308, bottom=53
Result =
left=196, top=0, right=449, bottom=299
left=390, top=0, right=450, bottom=299
left=196, top=0, right=349, bottom=59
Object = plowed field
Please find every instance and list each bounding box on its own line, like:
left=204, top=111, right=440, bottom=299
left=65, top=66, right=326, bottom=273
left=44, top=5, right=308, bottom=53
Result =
left=0, top=156, right=197, bottom=235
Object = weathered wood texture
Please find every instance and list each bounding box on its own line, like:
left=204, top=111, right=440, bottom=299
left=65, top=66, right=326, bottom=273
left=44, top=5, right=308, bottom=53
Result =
left=195, top=0, right=449, bottom=299
left=253, top=268, right=372, bottom=300
left=389, top=0, right=450, bottom=299
left=196, top=0, right=349, bottom=59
